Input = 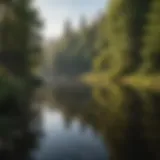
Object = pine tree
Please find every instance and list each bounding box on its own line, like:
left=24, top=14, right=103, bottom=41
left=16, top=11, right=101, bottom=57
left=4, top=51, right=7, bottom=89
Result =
left=0, top=0, right=42, bottom=76
left=140, top=0, right=160, bottom=73
left=63, top=19, right=73, bottom=40
left=79, top=15, right=88, bottom=31
left=104, top=0, right=151, bottom=76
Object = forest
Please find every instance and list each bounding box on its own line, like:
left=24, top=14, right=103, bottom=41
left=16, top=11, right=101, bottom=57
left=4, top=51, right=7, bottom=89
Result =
left=0, top=0, right=42, bottom=98
left=0, top=0, right=43, bottom=143
left=0, top=0, right=160, bottom=158
left=51, top=0, right=160, bottom=89
left=0, top=0, right=160, bottom=114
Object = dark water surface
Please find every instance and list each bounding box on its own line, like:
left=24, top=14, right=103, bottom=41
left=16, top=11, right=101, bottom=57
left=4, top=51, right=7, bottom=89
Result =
left=0, top=84, right=160, bottom=160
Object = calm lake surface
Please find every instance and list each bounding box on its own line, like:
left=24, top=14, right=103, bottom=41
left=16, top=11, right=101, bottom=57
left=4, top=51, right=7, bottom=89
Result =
left=1, top=84, right=160, bottom=160
left=31, top=107, right=108, bottom=160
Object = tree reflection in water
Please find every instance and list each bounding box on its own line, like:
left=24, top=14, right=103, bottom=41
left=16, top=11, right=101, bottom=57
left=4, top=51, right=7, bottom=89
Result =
left=0, top=84, right=159, bottom=160
left=52, top=84, right=160, bottom=160
left=0, top=94, right=42, bottom=160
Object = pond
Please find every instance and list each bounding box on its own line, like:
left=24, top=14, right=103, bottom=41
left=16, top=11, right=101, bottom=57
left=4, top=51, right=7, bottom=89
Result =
left=0, top=84, right=160, bottom=160
left=31, top=107, right=108, bottom=160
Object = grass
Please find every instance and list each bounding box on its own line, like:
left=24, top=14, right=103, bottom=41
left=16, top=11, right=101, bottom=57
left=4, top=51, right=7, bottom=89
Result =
left=81, top=72, right=160, bottom=91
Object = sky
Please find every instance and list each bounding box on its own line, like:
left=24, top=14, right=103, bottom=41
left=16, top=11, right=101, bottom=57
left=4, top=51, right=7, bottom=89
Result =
left=34, top=0, right=107, bottom=39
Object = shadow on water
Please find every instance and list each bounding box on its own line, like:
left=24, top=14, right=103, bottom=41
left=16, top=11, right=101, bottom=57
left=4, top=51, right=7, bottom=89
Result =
left=0, top=83, right=160, bottom=160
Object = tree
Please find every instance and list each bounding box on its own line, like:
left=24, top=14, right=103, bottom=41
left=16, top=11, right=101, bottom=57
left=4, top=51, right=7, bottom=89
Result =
left=79, top=15, right=88, bottom=31
left=94, top=0, right=151, bottom=76
left=0, top=0, right=43, bottom=77
left=0, top=0, right=43, bottom=129
left=140, top=0, right=160, bottom=73
left=51, top=16, right=102, bottom=77
left=63, top=19, right=73, bottom=40
left=93, top=12, right=109, bottom=72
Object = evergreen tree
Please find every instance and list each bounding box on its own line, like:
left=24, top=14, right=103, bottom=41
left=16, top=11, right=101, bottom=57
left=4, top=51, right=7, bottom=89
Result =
left=79, top=15, right=88, bottom=31
left=97, top=0, right=151, bottom=76
left=63, top=19, right=73, bottom=40
left=52, top=16, right=101, bottom=76
left=140, top=0, right=160, bottom=73
left=0, top=0, right=42, bottom=76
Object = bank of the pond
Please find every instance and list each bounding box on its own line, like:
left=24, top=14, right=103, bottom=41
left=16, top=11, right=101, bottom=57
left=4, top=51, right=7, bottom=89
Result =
left=80, top=72, right=112, bottom=86
left=121, top=75, right=160, bottom=91
left=81, top=72, right=160, bottom=91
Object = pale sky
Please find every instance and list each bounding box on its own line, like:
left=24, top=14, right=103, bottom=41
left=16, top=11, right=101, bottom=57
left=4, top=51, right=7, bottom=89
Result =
left=34, top=0, right=107, bottom=39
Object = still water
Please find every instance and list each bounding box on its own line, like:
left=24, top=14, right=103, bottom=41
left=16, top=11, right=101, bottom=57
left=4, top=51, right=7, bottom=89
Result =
left=32, top=107, right=108, bottom=160
left=0, top=84, right=160, bottom=160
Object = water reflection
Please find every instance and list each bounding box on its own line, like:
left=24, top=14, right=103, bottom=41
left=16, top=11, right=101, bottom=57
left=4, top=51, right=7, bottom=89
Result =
left=33, top=107, right=107, bottom=160
left=51, top=84, right=160, bottom=160
left=0, top=84, right=160, bottom=160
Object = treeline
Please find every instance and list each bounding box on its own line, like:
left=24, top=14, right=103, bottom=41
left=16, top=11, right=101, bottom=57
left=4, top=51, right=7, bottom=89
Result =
left=52, top=0, right=160, bottom=77
left=52, top=16, right=101, bottom=76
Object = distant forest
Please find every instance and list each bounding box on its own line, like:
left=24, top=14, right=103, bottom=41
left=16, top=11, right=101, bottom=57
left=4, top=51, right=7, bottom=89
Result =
left=51, top=0, right=160, bottom=77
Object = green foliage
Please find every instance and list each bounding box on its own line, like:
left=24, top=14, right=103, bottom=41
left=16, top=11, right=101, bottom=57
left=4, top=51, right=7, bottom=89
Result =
left=0, top=0, right=43, bottom=76
left=93, top=13, right=109, bottom=72
left=52, top=17, right=99, bottom=76
left=140, top=0, right=160, bottom=73
left=92, top=0, right=159, bottom=78
left=0, top=75, right=26, bottom=102
left=0, top=0, right=43, bottom=112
